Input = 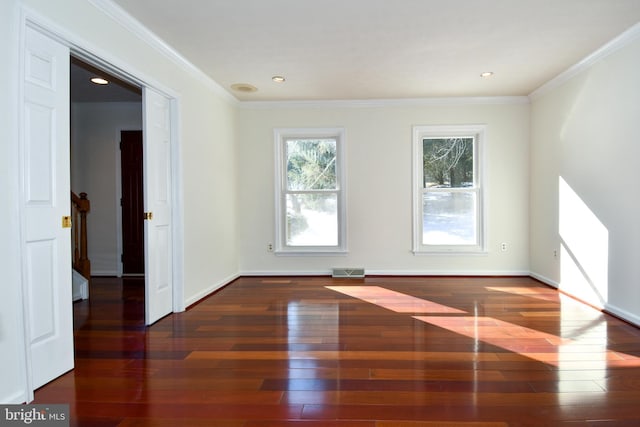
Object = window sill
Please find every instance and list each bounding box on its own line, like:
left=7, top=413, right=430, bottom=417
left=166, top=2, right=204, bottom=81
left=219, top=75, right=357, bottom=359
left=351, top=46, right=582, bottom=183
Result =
left=412, top=249, right=488, bottom=256
left=275, top=249, right=348, bottom=257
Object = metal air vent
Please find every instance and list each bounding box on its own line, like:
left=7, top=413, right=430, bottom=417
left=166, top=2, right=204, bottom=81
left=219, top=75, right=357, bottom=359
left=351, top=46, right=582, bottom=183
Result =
left=331, top=268, right=365, bottom=278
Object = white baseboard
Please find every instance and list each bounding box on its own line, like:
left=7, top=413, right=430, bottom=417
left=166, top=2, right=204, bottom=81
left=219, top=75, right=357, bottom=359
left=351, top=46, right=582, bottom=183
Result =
left=529, top=272, right=560, bottom=288
left=604, top=303, right=640, bottom=327
left=240, top=269, right=531, bottom=277
left=365, top=269, right=530, bottom=276
left=2, top=389, right=28, bottom=404
left=240, top=270, right=331, bottom=276
left=530, top=271, right=640, bottom=327
left=184, top=273, right=240, bottom=307
left=90, top=270, right=118, bottom=277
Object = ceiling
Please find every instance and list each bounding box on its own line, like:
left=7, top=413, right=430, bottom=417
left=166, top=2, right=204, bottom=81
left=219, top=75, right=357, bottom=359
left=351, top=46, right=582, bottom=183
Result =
left=70, top=56, right=141, bottom=103
left=107, top=0, right=640, bottom=102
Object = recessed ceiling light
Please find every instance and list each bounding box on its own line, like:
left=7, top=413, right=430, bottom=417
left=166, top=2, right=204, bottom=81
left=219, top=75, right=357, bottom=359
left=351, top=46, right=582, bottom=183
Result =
left=272, top=75, right=286, bottom=83
left=230, top=83, right=258, bottom=92
left=91, top=77, right=109, bottom=85
left=480, top=72, right=494, bottom=78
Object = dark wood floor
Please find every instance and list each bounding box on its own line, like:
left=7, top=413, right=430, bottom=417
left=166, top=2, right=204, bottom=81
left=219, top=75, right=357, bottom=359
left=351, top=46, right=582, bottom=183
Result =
left=34, top=276, right=640, bottom=426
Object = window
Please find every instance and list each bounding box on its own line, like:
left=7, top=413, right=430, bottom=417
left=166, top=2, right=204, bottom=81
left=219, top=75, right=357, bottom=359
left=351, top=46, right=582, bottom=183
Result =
left=412, top=125, right=486, bottom=253
left=274, top=128, right=346, bottom=254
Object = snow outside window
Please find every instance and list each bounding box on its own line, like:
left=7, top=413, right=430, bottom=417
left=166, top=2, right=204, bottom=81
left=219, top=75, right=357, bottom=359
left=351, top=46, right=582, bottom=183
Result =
left=412, top=125, right=486, bottom=254
left=274, top=128, right=347, bottom=255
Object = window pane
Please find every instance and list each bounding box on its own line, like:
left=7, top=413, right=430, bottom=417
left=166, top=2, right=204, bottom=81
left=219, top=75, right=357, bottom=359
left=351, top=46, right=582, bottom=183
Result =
left=286, top=139, right=337, bottom=190
left=423, top=192, right=476, bottom=245
left=422, top=137, right=473, bottom=188
left=286, top=193, right=338, bottom=246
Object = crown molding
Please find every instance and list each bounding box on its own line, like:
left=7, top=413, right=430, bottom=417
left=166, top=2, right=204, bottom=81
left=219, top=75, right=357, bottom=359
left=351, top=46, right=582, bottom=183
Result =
left=239, top=96, right=530, bottom=109
left=529, top=22, right=640, bottom=100
left=88, top=0, right=238, bottom=105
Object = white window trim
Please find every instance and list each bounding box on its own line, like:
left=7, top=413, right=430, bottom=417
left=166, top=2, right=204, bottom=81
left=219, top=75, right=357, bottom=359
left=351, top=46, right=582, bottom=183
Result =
left=412, top=124, right=487, bottom=254
left=274, top=127, right=347, bottom=255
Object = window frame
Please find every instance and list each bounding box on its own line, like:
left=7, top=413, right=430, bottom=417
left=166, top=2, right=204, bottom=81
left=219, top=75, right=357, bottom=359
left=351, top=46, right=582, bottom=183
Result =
left=412, top=124, right=487, bottom=254
left=274, top=127, right=347, bottom=255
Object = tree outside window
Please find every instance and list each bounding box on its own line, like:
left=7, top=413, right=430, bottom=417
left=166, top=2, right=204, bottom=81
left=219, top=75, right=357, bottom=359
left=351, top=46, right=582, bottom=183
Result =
left=285, top=138, right=338, bottom=246
left=413, top=125, right=485, bottom=253
left=274, top=128, right=346, bottom=254
left=423, top=137, right=473, bottom=188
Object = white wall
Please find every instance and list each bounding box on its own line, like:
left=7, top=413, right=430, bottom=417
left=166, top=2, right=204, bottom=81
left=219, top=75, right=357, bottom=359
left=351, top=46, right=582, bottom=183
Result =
left=0, top=0, right=240, bottom=401
left=238, top=101, right=530, bottom=275
left=71, top=102, right=142, bottom=275
left=530, top=34, right=640, bottom=324
left=180, top=87, right=239, bottom=305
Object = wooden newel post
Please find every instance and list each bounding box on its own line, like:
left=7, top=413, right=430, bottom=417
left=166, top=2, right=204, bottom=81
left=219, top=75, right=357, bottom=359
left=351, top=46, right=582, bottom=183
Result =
left=71, top=191, right=91, bottom=281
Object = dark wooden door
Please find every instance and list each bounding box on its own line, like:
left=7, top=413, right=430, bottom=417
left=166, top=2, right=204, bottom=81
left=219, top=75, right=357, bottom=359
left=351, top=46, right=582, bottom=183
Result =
left=121, top=130, right=144, bottom=274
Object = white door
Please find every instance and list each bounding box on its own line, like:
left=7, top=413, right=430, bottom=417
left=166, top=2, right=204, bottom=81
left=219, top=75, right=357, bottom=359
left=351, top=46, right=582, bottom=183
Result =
left=143, top=87, right=173, bottom=325
left=21, top=26, right=73, bottom=389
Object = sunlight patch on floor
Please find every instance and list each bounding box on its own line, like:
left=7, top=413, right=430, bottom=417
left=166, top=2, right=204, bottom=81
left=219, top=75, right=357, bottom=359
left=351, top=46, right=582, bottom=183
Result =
left=326, top=286, right=466, bottom=314
left=327, top=285, right=640, bottom=368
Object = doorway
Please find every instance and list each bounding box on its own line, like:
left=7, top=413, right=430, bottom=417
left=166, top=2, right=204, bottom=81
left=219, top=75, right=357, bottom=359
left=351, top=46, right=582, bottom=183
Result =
left=120, top=130, right=145, bottom=275
left=70, top=56, right=143, bottom=281
left=69, top=54, right=179, bottom=325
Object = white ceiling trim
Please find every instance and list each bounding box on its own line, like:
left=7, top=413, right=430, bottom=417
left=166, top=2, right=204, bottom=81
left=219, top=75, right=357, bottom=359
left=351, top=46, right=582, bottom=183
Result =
left=89, top=0, right=238, bottom=105
left=239, top=96, right=530, bottom=110
left=529, top=22, right=640, bottom=100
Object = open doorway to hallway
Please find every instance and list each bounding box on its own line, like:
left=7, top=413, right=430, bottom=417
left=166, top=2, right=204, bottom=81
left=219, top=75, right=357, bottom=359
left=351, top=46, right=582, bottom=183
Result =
left=70, top=56, right=144, bottom=314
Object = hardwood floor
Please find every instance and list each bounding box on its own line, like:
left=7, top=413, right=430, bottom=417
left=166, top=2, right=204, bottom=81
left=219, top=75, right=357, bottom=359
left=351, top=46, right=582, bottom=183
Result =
left=34, top=276, right=640, bottom=426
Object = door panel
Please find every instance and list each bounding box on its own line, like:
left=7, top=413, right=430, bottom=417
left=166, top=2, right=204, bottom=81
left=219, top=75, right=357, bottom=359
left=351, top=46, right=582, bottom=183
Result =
left=22, top=26, right=73, bottom=389
left=143, top=87, right=173, bottom=325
